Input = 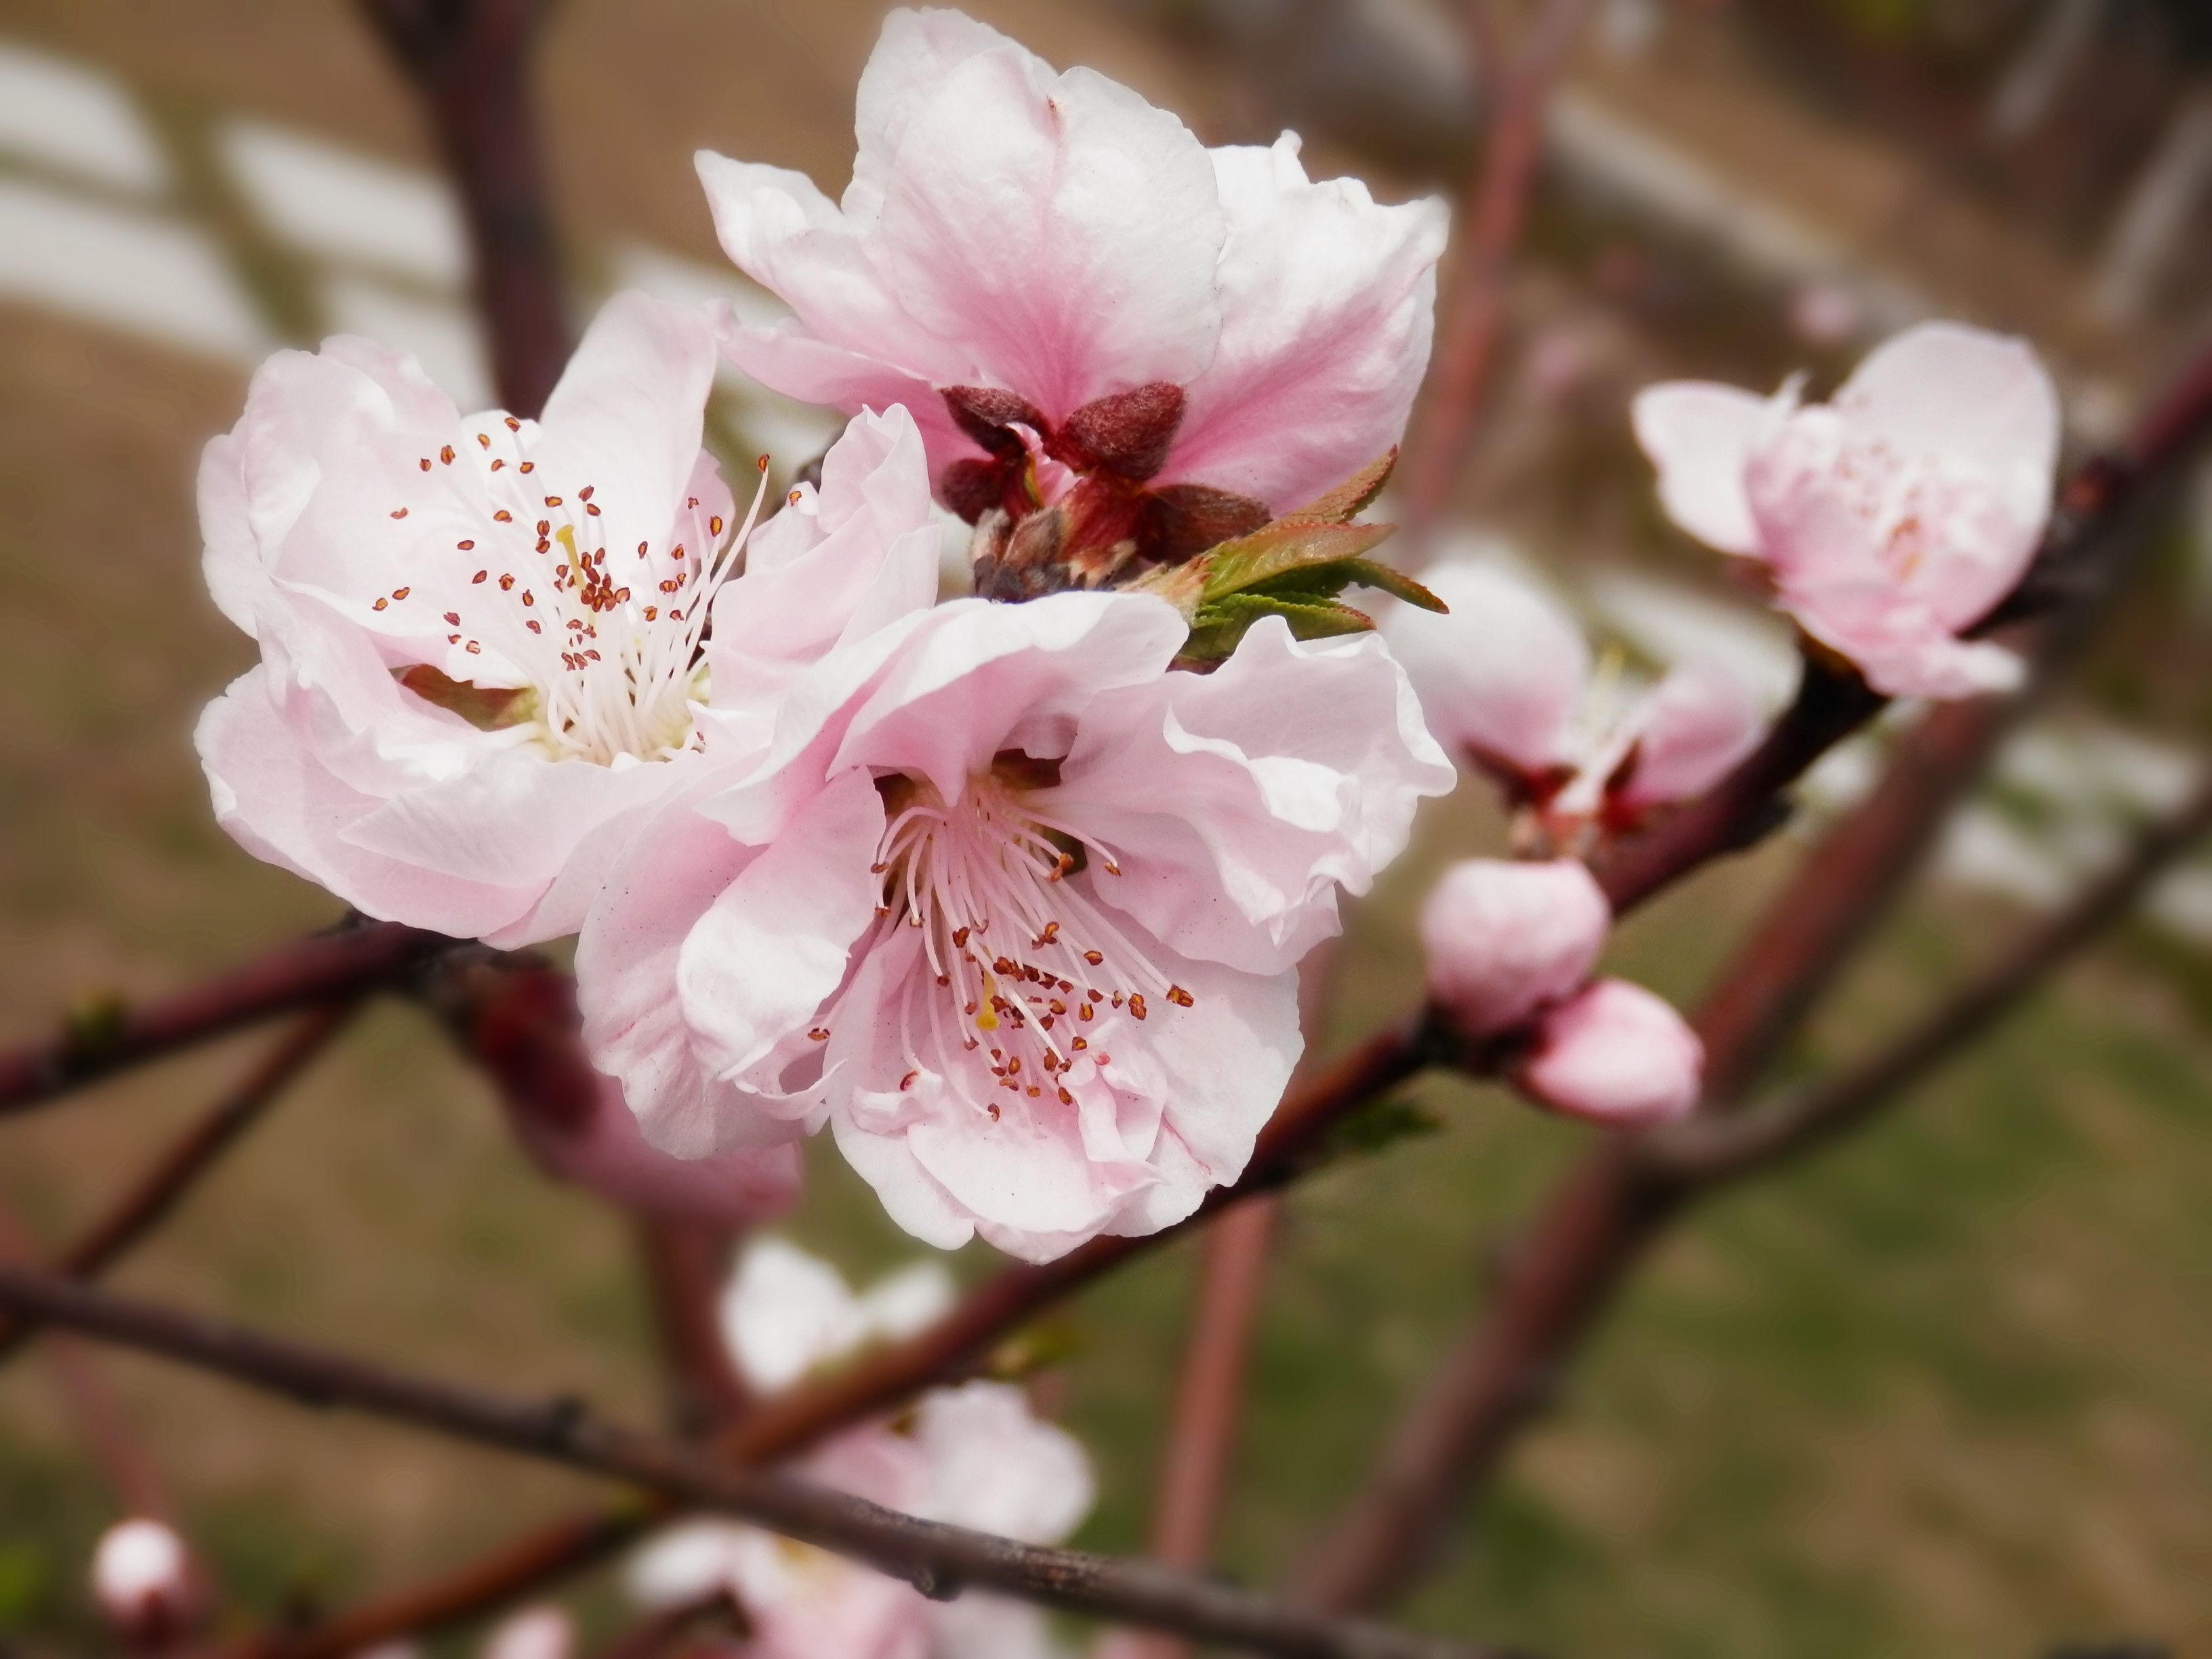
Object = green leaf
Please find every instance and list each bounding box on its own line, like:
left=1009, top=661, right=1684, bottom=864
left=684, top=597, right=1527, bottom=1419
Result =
left=1199, top=520, right=1396, bottom=605
left=1277, top=448, right=1397, bottom=526
left=1179, top=591, right=1377, bottom=666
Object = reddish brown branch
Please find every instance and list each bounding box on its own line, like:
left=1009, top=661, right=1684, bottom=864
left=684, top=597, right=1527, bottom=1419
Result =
left=355, top=0, right=571, bottom=418
left=1652, top=766, right=2212, bottom=1183
left=1399, top=0, right=1593, bottom=536
left=634, top=1220, right=752, bottom=1435
left=0, top=922, right=443, bottom=1118
left=0, top=1004, right=355, bottom=1367
left=0, top=1265, right=1510, bottom=1659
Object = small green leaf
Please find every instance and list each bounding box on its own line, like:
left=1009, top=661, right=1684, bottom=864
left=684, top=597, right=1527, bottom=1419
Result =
left=1277, top=448, right=1397, bottom=526
left=1179, top=592, right=1376, bottom=665
left=1200, top=520, right=1395, bottom=605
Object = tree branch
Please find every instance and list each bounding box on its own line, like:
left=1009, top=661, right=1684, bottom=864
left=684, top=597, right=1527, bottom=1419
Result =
left=1399, top=0, right=1594, bottom=537
left=0, top=922, right=445, bottom=1118
left=0, top=1266, right=1514, bottom=1659
left=1649, top=766, right=2212, bottom=1182
left=354, top=0, right=571, bottom=418
left=0, top=1004, right=356, bottom=1367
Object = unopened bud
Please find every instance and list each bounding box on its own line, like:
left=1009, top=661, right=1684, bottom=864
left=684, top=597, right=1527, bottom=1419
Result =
left=1513, top=978, right=1702, bottom=1126
left=1420, top=859, right=1610, bottom=1037
left=480, top=1605, right=575, bottom=1659
left=90, top=1518, right=193, bottom=1643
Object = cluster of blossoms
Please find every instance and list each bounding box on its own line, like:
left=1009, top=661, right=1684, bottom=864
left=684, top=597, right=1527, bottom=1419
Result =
left=625, top=1239, right=1091, bottom=1659
left=194, top=10, right=2060, bottom=1269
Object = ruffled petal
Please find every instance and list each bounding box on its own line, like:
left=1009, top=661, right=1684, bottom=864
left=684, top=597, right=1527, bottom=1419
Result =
left=1378, top=556, right=1590, bottom=777
left=1046, top=617, right=1452, bottom=974
left=1162, top=134, right=1448, bottom=510
left=1631, top=380, right=1782, bottom=556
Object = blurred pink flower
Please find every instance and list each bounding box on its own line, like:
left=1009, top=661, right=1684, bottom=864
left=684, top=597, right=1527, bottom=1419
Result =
left=479, top=1607, right=574, bottom=1659
left=1514, top=977, right=1703, bottom=1126
left=197, top=293, right=940, bottom=947
left=1380, top=557, right=1762, bottom=816
left=1634, top=321, right=2060, bottom=699
left=695, top=8, right=1446, bottom=547
left=90, top=1519, right=197, bottom=1643
left=1420, top=859, right=1610, bottom=1038
left=579, top=593, right=1450, bottom=1261
left=628, top=1243, right=1089, bottom=1659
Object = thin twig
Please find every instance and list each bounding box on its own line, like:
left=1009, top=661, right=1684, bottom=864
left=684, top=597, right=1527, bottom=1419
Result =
left=1650, top=768, right=2212, bottom=1181
left=0, top=1004, right=356, bottom=1367
left=1399, top=0, right=1594, bottom=538
left=0, top=922, right=442, bottom=1118
left=0, top=1267, right=1513, bottom=1659
left=634, top=1220, right=752, bottom=1435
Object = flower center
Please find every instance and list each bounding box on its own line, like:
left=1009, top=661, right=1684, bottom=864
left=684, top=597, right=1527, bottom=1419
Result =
left=867, top=758, right=1194, bottom=1114
left=378, top=419, right=773, bottom=766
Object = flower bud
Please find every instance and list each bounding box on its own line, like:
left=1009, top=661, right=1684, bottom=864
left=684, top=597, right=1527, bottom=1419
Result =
left=1420, top=859, right=1610, bottom=1038
left=1514, top=978, right=1702, bottom=1126
left=480, top=1606, right=575, bottom=1659
left=90, top=1518, right=194, bottom=1643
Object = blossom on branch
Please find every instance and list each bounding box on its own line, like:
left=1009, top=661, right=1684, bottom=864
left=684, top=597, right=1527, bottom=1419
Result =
left=1382, top=556, right=1763, bottom=824
left=579, top=593, right=1451, bottom=1261
left=196, top=293, right=939, bottom=945
left=1420, top=857, right=1700, bottom=1125
left=1513, top=977, right=1703, bottom=1126
left=628, top=1240, right=1090, bottom=1659
left=89, top=1519, right=199, bottom=1647
left=695, top=7, right=1446, bottom=594
left=1634, top=321, right=2060, bottom=699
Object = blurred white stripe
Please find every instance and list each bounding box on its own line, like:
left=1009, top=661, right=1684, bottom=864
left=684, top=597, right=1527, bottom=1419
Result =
left=222, top=118, right=466, bottom=286
left=322, top=273, right=493, bottom=411
left=0, top=178, right=266, bottom=361
left=0, top=41, right=168, bottom=194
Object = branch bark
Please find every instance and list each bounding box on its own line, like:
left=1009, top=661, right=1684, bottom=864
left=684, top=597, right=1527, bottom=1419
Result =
left=0, top=1004, right=355, bottom=1367
left=0, top=922, right=443, bottom=1118
left=355, top=0, right=571, bottom=418
left=0, top=1266, right=1515, bottom=1659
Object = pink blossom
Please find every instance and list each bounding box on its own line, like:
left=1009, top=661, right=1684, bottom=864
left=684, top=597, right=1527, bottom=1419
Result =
left=196, top=291, right=940, bottom=947
left=479, top=1608, right=573, bottom=1659
left=1420, top=859, right=1610, bottom=1038
left=1513, top=977, right=1703, bottom=1126
left=626, top=1244, right=1088, bottom=1659
left=579, top=592, right=1451, bottom=1261
left=695, top=8, right=1446, bottom=558
left=90, top=1518, right=196, bottom=1641
left=718, top=1237, right=954, bottom=1393
left=1380, top=556, right=1763, bottom=816
left=1634, top=322, right=2060, bottom=699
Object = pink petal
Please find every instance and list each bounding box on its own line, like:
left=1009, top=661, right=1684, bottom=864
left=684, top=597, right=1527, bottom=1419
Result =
left=866, top=36, right=1224, bottom=420
left=576, top=791, right=766, bottom=1159
left=529, top=291, right=733, bottom=581
left=1631, top=381, right=1780, bottom=556
left=1420, top=858, right=1611, bottom=1037
left=676, top=765, right=886, bottom=1099
left=1617, top=657, right=1765, bottom=808
left=1046, top=617, right=1452, bottom=975
left=1830, top=321, right=2059, bottom=535
left=1160, top=134, right=1448, bottom=510
left=911, top=1381, right=1095, bottom=1542
left=1378, top=556, right=1589, bottom=778
left=1514, top=977, right=1702, bottom=1126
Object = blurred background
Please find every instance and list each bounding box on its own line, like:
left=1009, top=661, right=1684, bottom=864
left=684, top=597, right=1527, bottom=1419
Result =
left=0, top=0, right=2209, bottom=1653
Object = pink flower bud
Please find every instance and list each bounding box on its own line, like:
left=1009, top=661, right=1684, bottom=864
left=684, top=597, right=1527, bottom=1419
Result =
left=480, top=1606, right=574, bottom=1659
left=90, top=1518, right=193, bottom=1641
left=1420, top=859, right=1610, bottom=1037
left=1515, top=978, right=1703, bottom=1126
